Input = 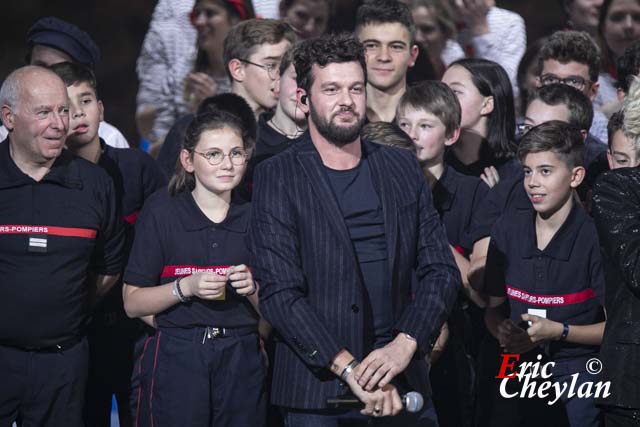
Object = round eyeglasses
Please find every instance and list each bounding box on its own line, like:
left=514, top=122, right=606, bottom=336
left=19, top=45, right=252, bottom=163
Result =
left=193, top=149, right=248, bottom=166
left=240, top=59, right=280, bottom=80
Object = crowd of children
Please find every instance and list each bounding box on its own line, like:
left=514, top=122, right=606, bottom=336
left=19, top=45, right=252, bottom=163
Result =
left=1, top=0, right=640, bottom=426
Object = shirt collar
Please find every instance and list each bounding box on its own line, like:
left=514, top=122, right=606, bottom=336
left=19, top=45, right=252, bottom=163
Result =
left=0, top=137, right=82, bottom=190
left=432, top=165, right=456, bottom=213
left=523, top=202, right=587, bottom=261
left=178, top=190, right=250, bottom=233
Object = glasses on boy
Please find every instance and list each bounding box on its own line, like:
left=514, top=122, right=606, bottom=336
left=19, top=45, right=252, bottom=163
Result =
left=240, top=59, right=280, bottom=80
left=539, top=74, right=592, bottom=91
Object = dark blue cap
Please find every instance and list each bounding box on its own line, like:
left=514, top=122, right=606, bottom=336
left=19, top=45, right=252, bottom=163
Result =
left=27, top=17, right=101, bottom=67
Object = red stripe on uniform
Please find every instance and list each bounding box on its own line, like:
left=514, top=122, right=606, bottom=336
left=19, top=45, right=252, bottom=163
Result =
left=453, top=245, right=467, bottom=257
left=161, top=265, right=231, bottom=278
left=0, top=224, right=96, bottom=238
left=135, top=334, right=153, bottom=427
left=506, top=285, right=596, bottom=306
left=149, top=331, right=162, bottom=427
left=124, top=211, right=139, bottom=225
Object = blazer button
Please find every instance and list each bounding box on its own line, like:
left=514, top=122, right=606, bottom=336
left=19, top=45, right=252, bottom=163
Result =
left=351, top=304, right=359, bottom=313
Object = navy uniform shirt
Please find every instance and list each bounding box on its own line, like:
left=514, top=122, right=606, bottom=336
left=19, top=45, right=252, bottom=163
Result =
left=124, top=190, right=258, bottom=329
left=432, top=165, right=490, bottom=253
left=95, top=140, right=167, bottom=319
left=0, top=139, right=125, bottom=348
left=484, top=202, right=605, bottom=359
left=469, top=172, right=528, bottom=244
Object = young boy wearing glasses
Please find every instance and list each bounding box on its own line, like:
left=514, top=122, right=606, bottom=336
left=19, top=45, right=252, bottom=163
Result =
left=537, top=30, right=609, bottom=144
left=223, top=19, right=296, bottom=119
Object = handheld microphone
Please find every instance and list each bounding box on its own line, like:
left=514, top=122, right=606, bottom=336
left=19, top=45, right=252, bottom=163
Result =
left=326, top=391, right=424, bottom=413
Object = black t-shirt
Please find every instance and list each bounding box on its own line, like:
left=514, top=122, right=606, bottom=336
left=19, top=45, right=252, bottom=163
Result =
left=156, top=114, right=194, bottom=179
left=124, top=190, right=258, bottom=329
left=469, top=172, right=528, bottom=244
left=0, top=139, right=125, bottom=348
left=445, top=142, right=521, bottom=182
left=239, top=113, right=304, bottom=202
left=95, top=140, right=168, bottom=316
left=432, top=165, right=489, bottom=253
left=484, top=202, right=605, bottom=360
left=324, top=158, right=393, bottom=345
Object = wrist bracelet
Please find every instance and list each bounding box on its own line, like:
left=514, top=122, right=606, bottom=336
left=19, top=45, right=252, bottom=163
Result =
left=174, top=277, right=189, bottom=303
left=245, top=281, right=257, bottom=297
left=559, top=323, right=569, bottom=341
left=340, top=358, right=359, bottom=382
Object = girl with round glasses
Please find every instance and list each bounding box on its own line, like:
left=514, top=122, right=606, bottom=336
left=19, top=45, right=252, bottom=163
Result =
left=123, top=110, right=266, bottom=426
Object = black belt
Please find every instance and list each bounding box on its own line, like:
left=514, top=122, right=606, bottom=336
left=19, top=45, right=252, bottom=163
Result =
left=0, top=335, right=83, bottom=353
left=162, top=325, right=258, bottom=343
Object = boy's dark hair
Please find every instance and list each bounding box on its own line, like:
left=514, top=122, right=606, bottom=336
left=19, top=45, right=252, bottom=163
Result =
left=607, top=110, right=625, bottom=149
left=197, top=92, right=257, bottom=141
left=294, top=33, right=366, bottom=95
left=616, top=40, right=640, bottom=94
left=223, top=19, right=297, bottom=80
left=538, top=30, right=601, bottom=83
left=518, top=120, right=584, bottom=168
left=362, top=122, right=416, bottom=152
left=48, top=61, right=98, bottom=96
left=527, top=83, right=594, bottom=131
left=355, top=0, right=415, bottom=42
left=397, top=81, right=460, bottom=138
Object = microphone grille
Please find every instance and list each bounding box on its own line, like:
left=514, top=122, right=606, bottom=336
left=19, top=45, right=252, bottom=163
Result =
left=404, top=392, right=424, bottom=413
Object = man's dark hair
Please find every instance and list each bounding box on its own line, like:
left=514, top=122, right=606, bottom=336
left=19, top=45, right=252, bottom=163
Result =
left=518, top=120, right=584, bottom=168
left=538, top=30, right=601, bottom=83
left=527, top=83, right=594, bottom=131
left=48, top=61, right=98, bottom=96
left=607, top=110, right=625, bottom=149
left=355, top=0, right=415, bottom=42
left=223, top=19, right=297, bottom=80
left=293, top=33, right=366, bottom=95
left=397, top=81, right=461, bottom=138
left=362, top=122, right=416, bottom=152
left=616, top=40, right=640, bottom=94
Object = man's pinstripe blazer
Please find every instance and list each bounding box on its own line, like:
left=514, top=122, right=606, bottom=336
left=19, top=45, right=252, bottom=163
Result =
left=249, top=134, right=460, bottom=409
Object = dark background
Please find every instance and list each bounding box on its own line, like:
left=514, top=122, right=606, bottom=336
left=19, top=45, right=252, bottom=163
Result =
left=1, top=0, right=566, bottom=147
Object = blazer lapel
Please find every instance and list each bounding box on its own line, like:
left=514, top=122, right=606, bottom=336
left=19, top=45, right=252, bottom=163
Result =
left=364, top=141, right=398, bottom=275
left=296, top=140, right=357, bottom=261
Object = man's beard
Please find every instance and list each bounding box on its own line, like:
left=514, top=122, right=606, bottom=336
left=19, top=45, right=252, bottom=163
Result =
left=310, top=103, right=364, bottom=147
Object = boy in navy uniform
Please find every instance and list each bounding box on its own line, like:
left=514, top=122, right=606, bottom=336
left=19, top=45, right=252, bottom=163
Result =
left=483, top=121, right=605, bottom=427
left=49, top=62, right=167, bottom=427
left=0, top=66, right=124, bottom=427
left=396, top=81, right=488, bottom=427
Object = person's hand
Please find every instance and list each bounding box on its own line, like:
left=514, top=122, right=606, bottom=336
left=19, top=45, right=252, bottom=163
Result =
left=344, top=371, right=403, bottom=417
left=521, top=314, right=563, bottom=344
left=185, top=72, right=218, bottom=111
left=353, top=333, right=416, bottom=391
left=453, top=0, right=491, bottom=36
left=227, top=264, right=256, bottom=296
left=480, top=166, right=500, bottom=188
left=497, top=319, right=537, bottom=354
left=181, top=272, right=226, bottom=300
